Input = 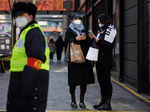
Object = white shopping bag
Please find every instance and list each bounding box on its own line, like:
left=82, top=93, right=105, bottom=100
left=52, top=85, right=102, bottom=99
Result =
left=86, top=47, right=99, bottom=61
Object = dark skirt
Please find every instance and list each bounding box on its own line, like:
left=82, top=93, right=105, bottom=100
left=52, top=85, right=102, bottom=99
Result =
left=68, top=62, right=95, bottom=86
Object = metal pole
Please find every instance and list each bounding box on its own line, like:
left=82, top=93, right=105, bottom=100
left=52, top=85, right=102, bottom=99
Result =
left=85, top=0, right=89, bottom=30
left=8, top=0, right=12, bottom=10
left=9, top=0, right=16, bottom=47
left=119, top=0, right=124, bottom=82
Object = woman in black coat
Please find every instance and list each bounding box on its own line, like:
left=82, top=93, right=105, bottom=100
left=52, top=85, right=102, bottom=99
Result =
left=64, top=13, right=94, bottom=109
left=93, top=15, right=116, bottom=110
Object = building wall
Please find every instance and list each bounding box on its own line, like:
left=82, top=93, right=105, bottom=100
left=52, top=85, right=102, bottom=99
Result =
left=121, top=0, right=138, bottom=86
left=121, top=0, right=150, bottom=91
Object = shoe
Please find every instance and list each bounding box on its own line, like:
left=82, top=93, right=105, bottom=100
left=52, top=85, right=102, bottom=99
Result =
left=79, top=102, right=86, bottom=109
left=71, top=102, right=78, bottom=108
left=94, top=102, right=112, bottom=110
left=93, top=101, right=104, bottom=109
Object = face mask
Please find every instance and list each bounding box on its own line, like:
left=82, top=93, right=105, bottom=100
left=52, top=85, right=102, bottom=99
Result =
left=99, top=23, right=104, bottom=27
left=15, top=16, right=29, bottom=28
left=73, top=20, right=82, bottom=24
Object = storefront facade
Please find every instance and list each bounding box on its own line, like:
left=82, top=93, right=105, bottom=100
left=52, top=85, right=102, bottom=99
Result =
left=119, top=0, right=150, bottom=93
left=77, top=0, right=150, bottom=94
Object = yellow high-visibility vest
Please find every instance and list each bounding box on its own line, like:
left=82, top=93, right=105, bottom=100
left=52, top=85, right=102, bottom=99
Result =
left=10, top=23, right=50, bottom=72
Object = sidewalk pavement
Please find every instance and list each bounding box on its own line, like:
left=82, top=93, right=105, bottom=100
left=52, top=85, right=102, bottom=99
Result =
left=0, top=61, right=150, bottom=112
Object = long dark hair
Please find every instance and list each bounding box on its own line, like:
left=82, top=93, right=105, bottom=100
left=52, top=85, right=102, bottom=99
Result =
left=97, top=15, right=112, bottom=25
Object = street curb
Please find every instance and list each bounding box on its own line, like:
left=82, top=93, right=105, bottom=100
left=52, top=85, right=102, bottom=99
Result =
left=1, top=110, right=150, bottom=112
left=111, top=77, right=150, bottom=104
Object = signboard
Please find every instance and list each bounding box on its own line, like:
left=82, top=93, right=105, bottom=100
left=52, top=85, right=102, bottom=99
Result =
left=38, top=21, right=63, bottom=32
left=36, top=0, right=65, bottom=11
left=0, top=0, right=76, bottom=11
left=0, top=0, right=13, bottom=11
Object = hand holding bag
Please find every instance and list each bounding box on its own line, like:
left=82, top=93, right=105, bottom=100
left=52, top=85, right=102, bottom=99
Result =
left=86, top=40, right=99, bottom=62
left=70, top=42, right=85, bottom=63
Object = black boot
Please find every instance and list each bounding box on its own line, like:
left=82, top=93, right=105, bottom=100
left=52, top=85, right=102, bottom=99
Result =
left=70, top=95, right=78, bottom=108
left=79, top=85, right=87, bottom=109
left=71, top=102, right=78, bottom=108
left=94, top=86, right=106, bottom=109
left=95, top=99, right=112, bottom=110
left=70, top=86, right=77, bottom=108
left=79, top=95, right=86, bottom=109
left=93, top=100, right=105, bottom=109
left=79, top=102, right=86, bottom=109
left=70, top=95, right=77, bottom=109
left=70, top=93, right=77, bottom=108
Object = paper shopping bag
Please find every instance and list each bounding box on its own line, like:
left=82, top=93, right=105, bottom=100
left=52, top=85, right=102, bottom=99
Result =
left=70, top=42, right=85, bottom=63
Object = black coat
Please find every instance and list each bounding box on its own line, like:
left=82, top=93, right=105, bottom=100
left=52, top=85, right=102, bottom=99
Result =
left=95, top=25, right=114, bottom=100
left=96, top=24, right=114, bottom=68
left=24, top=21, right=46, bottom=63
left=65, top=27, right=95, bottom=86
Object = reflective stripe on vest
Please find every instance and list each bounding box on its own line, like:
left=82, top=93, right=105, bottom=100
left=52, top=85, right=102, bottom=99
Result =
left=10, top=23, right=50, bottom=72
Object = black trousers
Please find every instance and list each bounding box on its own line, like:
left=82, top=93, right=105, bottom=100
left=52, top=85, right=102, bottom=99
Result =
left=96, top=55, right=113, bottom=101
left=56, top=47, right=63, bottom=60
left=50, top=52, right=55, bottom=60
left=7, top=68, right=49, bottom=112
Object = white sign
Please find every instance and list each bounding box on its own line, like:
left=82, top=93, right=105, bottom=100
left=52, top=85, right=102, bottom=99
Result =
left=104, top=25, right=117, bottom=43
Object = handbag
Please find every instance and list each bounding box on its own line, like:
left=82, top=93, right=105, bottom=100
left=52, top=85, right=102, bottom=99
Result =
left=70, top=42, right=85, bottom=63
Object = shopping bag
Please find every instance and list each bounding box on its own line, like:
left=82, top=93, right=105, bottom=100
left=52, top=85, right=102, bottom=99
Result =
left=86, top=47, right=99, bottom=62
left=86, top=39, right=99, bottom=62
left=70, top=42, right=85, bottom=63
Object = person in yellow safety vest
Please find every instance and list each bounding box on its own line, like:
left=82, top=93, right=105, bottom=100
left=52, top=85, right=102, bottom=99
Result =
left=6, top=2, right=50, bottom=112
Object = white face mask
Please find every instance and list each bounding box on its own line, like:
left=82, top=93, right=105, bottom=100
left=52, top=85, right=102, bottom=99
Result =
left=15, top=16, right=29, bottom=28
left=99, top=23, right=104, bottom=27
left=73, top=20, right=82, bottom=24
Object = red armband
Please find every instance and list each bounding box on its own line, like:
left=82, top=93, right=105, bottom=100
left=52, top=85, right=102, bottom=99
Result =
left=27, top=57, right=42, bottom=70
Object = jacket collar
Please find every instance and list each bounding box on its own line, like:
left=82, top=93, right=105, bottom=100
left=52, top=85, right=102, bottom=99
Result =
left=20, top=20, right=37, bottom=32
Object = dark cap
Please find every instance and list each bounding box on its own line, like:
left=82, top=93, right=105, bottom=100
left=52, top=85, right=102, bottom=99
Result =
left=70, top=12, right=82, bottom=20
left=12, top=2, right=37, bottom=18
